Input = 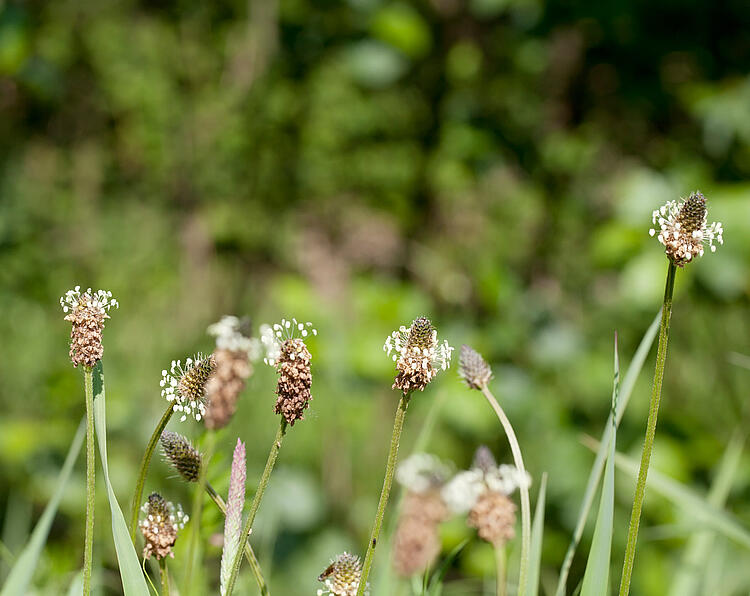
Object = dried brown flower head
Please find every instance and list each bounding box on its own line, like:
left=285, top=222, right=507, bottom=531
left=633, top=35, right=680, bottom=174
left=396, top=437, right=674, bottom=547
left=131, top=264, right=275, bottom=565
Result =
left=467, top=491, right=516, bottom=547
left=649, top=191, right=723, bottom=267
left=392, top=490, right=448, bottom=577
left=384, top=317, right=453, bottom=393
left=139, top=492, right=188, bottom=560
left=458, top=344, right=492, bottom=390
left=317, top=552, right=368, bottom=596
left=160, top=431, right=201, bottom=482
left=261, top=318, right=317, bottom=426
left=60, top=287, right=119, bottom=369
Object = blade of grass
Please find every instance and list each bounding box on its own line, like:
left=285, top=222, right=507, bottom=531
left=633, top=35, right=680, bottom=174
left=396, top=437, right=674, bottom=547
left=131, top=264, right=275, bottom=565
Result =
left=580, top=335, right=618, bottom=596
left=555, top=311, right=660, bottom=596
left=581, top=436, right=750, bottom=550
left=66, top=571, right=84, bottom=596
left=426, top=537, right=471, bottom=596
left=91, top=361, right=150, bottom=596
left=527, top=473, right=547, bottom=596
left=1, top=418, right=85, bottom=596
left=668, top=430, right=745, bottom=596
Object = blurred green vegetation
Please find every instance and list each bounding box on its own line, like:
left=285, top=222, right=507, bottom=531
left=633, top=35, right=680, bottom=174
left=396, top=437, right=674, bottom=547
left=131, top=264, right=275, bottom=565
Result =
left=1, top=0, right=749, bottom=593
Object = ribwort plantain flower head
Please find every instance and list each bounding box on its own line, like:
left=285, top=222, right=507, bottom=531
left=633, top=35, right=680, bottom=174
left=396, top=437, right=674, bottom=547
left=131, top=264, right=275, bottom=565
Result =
left=205, top=315, right=261, bottom=430
left=396, top=453, right=452, bottom=494
left=160, top=431, right=202, bottom=482
left=458, top=344, right=492, bottom=390
left=261, top=318, right=317, bottom=426
left=160, top=353, right=216, bottom=422
left=60, top=286, right=119, bottom=369
left=139, top=492, right=188, bottom=560
left=317, top=552, right=368, bottom=596
left=649, top=191, right=724, bottom=267
left=383, top=317, right=453, bottom=393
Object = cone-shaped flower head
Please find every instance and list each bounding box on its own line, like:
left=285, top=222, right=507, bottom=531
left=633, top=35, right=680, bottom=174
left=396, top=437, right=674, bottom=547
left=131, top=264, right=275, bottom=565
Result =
left=220, top=439, right=246, bottom=595
left=458, top=344, right=492, bottom=390
left=317, top=552, right=368, bottom=596
left=261, top=318, right=317, bottom=426
left=160, top=431, right=202, bottom=482
left=467, top=491, right=517, bottom=547
left=60, top=286, right=119, bottom=368
left=384, top=317, right=453, bottom=393
left=205, top=316, right=262, bottom=430
left=139, top=492, right=189, bottom=560
left=160, top=353, right=216, bottom=422
left=649, top=191, right=724, bottom=266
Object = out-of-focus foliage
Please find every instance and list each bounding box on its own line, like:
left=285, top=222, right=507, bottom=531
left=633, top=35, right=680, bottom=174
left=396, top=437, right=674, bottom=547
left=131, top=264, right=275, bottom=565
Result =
left=1, top=0, right=749, bottom=593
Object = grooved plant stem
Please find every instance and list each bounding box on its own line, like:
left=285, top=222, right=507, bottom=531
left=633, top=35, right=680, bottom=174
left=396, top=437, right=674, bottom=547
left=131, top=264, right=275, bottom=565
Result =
left=225, top=418, right=287, bottom=596
left=159, top=559, right=169, bottom=596
left=479, top=385, right=531, bottom=596
left=206, top=483, right=269, bottom=596
left=83, top=367, right=95, bottom=596
left=357, top=392, right=411, bottom=596
left=129, top=403, right=174, bottom=540
left=619, top=260, right=677, bottom=596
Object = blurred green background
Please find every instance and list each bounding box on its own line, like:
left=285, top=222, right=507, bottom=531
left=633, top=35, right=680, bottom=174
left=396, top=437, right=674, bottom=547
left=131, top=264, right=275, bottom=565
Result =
left=1, top=0, right=750, bottom=593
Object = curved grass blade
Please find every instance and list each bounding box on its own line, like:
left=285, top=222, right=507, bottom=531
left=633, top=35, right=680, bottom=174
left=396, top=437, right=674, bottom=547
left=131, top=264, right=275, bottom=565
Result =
left=581, top=436, right=750, bottom=550
left=1, top=419, right=85, bottom=596
left=527, top=473, right=547, bottom=596
left=66, top=571, right=84, bottom=596
left=556, top=311, right=660, bottom=596
left=669, top=430, right=745, bottom=596
left=426, top=537, right=471, bottom=596
left=580, top=335, right=618, bottom=596
left=91, top=362, right=150, bottom=595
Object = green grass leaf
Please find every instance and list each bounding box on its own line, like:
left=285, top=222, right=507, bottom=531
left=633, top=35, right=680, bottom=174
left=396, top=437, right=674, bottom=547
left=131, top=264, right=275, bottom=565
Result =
left=92, top=362, right=150, bottom=596
left=527, top=473, right=547, bottom=596
left=66, top=571, right=84, bottom=596
left=669, top=430, right=744, bottom=596
left=580, top=336, right=618, bottom=596
left=581, top=436, right=750, bottom=551
left=426, top=537, right=471, bottom=596
left=0, top=419, right=85, bottom=596
left=556, top=312, right=660, bottom=596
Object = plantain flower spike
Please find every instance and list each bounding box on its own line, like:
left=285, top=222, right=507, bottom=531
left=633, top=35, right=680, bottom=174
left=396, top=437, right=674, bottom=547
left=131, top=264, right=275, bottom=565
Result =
left=649, top=191, right=724, bottom=267
left=261, top=318, right=317, bottom=426
left=160, top=353, right=216, bottom=422
left=160, top=431, right=202, bottom=482
left=60, top=286, right=119, bottom=369
left=205, top=315, right=261, bottom=430
left=458, top=344, right=492, bottom=390
left=317, top=552, right=368, bottom=596
left=384, top=317, right=453, bottom=393
left=139, top=492, right=189, bottom=560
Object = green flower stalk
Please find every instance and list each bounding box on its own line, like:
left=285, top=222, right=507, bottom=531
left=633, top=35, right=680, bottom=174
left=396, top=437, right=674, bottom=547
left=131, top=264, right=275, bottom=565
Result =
left=129, top=353, right=215, bottom=540
left=619, top=192, right=723, bottom=596
left=357, top=317, right=453, bottom=596
left=224, top=318, right=317, bottom=596
left=459, top=345, right=531, bottom=596
left=61, top=287, right=119, bottom=596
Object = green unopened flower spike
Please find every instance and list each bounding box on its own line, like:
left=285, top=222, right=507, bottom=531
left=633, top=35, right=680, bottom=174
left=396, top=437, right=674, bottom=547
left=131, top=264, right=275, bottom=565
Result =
left=160, top=353, right=216, bottom=422
left=317, top=552, right=369, bottom=596
left=60, top=286, right=119, bottom=368
left=649, top=191, right=724, bottom=266
left=160, top=431, right=202, bottom=482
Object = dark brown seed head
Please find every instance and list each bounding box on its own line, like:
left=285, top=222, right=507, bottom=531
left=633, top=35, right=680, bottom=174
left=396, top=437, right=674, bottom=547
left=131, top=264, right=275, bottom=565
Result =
left=273, top=338, right=313, bottom=426
left=160, top=431, right=201, bottom=482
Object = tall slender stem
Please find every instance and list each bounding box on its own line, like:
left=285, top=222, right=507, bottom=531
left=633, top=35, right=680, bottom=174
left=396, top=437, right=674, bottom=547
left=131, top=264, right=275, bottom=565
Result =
left=83, top=367, right=95, bottom=596
left=159, top=558, right=170, bottom=596
left=206, top=483, right=269, bottom=596
left=619, top=261, right=677, bottom=596
left=357, top=392, right=411, bottom=596
left=129, top=403, right=174, bottom=539
left=495, top=545, right=507, bottom=596
left=479, top=385, right=531, bottom=596
left=184, top=430, right=216, bottom=594
left=225, top=418, right=287, bottom=596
